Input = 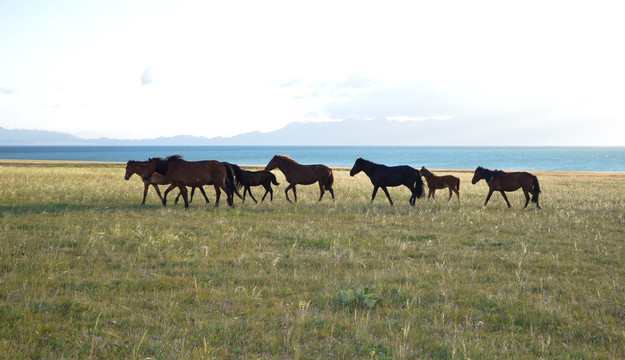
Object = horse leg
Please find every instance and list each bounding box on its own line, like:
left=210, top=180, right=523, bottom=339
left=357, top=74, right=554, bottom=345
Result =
left=189, top=187, right=196, bottom=204
left=178, top=185, right=189, bottom=208
left=484, top=189, right=494, bottom=207
left=448, top=187, right=453, bottom=202
left=327, top=185, right=335, bottom=201
left=370, top=186, right=379, bottom=203
left=381, top=186, right=394, bottom=206
left=152, top=184, right=165, bottom=204
left=284, top=184, right=294, bottom=203
left=292, top=185, right=298, bottom=202
left=198, top=186, right=210, bottom=204
left=318, top=182, right=325, bottom=201
left=523, top=190, right=530, bottom=208
left=261, top=184, right=270, bottom=202
left=247, top=187, right=258, bottom=204
left=163, top=183, right=177, bottom=206
left=213, top=184, right=221, bottom=206
left=500, top=191, right=512, bottom=208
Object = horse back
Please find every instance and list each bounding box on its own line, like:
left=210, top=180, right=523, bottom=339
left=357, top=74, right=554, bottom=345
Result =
left=493, top=171, right=534, bottom=191
left=287, top=164, right=332, bottom=185
left=370, top=165, right=418, bottom=186
left=168, top=159, right=226, bottom=185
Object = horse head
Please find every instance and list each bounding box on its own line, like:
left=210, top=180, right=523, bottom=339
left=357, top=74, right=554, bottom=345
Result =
left=266, top=155, right=291, bottom=171
left=419, top=166, right=428, bottom=177
left=124, top=160, right=135, bottom=180
left=265, top=155, right=278, bottom=171
left=471, top=166, right=484, bottom=184
left=349, top=158, right=365, bottom=176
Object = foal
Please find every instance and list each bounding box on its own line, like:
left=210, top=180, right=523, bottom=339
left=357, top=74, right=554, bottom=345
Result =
left=419, top=167, right=460, bottom=203
left=238, top=169, right=280, bottom=203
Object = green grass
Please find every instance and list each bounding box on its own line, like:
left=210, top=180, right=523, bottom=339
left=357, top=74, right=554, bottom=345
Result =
left=1, top=163, right=624, bottom=359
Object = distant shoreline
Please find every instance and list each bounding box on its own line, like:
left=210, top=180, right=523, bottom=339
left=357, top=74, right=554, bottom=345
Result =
left=2, top=159, right=624, bottom=176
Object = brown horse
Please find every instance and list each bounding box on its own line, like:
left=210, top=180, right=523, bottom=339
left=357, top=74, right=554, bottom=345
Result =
left=419, top=167, right=460, bottom=203
left=236, top=169, right=280, bottom=203
left=124, top=160, right=210, bottom=205
left=141, top=155, right=236, bottom=208
left=265, top=155, right=334, bottom=203
left=471, top=166, right=541, bottom=209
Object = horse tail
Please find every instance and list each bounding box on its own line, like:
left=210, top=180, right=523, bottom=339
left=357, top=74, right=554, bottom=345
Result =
left=457, top=177, right=460, bottom=190
left=414, top=171, right=424, bottom=198
left=224, top=162, right=243, bottom=190
left=222, top=162, right=237, bottom=196
left=325, top=170, right=334, bottom=190
left=269, top=172, right=280, bottom=185
left=531, top=175, right=541, bottom=203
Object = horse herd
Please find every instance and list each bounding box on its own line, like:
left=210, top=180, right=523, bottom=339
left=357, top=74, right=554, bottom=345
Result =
left=124, top=155, right=542, bottom=209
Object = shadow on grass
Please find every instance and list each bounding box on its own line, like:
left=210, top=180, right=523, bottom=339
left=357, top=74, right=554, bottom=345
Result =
left=0, top=202, right=290, bottom=216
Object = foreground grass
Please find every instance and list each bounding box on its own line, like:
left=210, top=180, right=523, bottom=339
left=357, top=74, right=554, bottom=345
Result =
left=0, top=163, right=624, bottom=359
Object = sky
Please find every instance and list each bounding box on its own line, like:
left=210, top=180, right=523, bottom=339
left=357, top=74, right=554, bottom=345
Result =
left=1, top=0, right=624, bottom=145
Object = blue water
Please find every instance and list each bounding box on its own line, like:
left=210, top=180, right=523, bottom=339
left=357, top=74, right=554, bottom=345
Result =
left=0, top=146, right=623, bottom=172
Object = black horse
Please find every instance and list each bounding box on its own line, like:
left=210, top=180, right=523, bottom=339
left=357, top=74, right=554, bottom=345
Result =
left=349, top=158, right=424, bottom=206
left=239, top=169, right=280, bottom=203
left=472, top=166, right=541, bottom=209
left=223, top=164, right=279, bottom=203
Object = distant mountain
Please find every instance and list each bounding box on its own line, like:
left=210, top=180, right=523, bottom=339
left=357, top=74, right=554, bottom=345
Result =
left=0, top=116, right=573, bottom=146
left=2, top=119, right=461, bottom=146
left=0, top=127, right=89, bottom=145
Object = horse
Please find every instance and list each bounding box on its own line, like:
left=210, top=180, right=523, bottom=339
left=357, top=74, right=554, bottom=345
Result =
left=124, top=160, right=210, bottom=205
left=234, top=168, right=280, bottom=203
left=419, top=166, right=460, bottom=203
left=349, top=158, right=424, bottom=206
left=141, top=155, right=236, bottom=208
left=265, top=155, right=334, bottom=203
left=471, top=166, right=541, bottom=209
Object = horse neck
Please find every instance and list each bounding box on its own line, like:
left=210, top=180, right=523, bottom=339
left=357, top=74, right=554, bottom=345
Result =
left=359, top=161, right=377, bottom=176
left=130, top=162, right=147, bottom=176
left=481, top=168, right=498, bottom=182
left=275, top=157, right=298, bottom=172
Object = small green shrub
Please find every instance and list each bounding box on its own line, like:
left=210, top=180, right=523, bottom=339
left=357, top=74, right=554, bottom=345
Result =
left=339, top=288, right=382, bottom=308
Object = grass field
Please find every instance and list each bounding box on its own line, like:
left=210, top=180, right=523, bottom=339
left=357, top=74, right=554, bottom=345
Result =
left=1, top=162, right=624, bottom=359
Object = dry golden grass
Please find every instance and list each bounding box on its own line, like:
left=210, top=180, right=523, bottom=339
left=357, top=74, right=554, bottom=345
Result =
left=0, top=162, right=624, bottom=359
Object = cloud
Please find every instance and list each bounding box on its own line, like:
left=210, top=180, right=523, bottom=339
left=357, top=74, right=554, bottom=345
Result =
left=0, top=87, right=16, bottom=95
left=141, top=67, right=161, bottom=85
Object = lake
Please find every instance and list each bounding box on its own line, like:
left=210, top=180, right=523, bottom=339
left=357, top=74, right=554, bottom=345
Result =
left=0, top=146, right=623, bottom=172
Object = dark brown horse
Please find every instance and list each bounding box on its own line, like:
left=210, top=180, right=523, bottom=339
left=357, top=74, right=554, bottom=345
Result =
left=350, top=158, right=424, bottom=206
left=471, top=166, right=541, bottom=209
left=141, top=155, right=236, bottom=208
left=124, top=160, right=210, bottom=205
left=235, top=168, right=280, bottom=203
left=419, top=167, right=460, bottom=203
left=265, top=155, right=334, bottom=203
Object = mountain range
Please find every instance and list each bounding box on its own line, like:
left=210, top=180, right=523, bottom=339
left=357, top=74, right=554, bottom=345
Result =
left=0, top=116, right=585, bottom=146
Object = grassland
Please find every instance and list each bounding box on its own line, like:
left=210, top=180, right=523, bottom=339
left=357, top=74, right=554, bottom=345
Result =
left=1, top=162, right=624, bottom=359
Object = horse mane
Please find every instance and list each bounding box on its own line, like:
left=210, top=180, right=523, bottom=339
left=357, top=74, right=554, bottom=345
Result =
left=165, top=154, right=183, bottom=162
left=357, top=157, right=380, bottom=167
left=275, top=155, right=296, bottom=163
left=478, top=166, right=501, bottom=181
